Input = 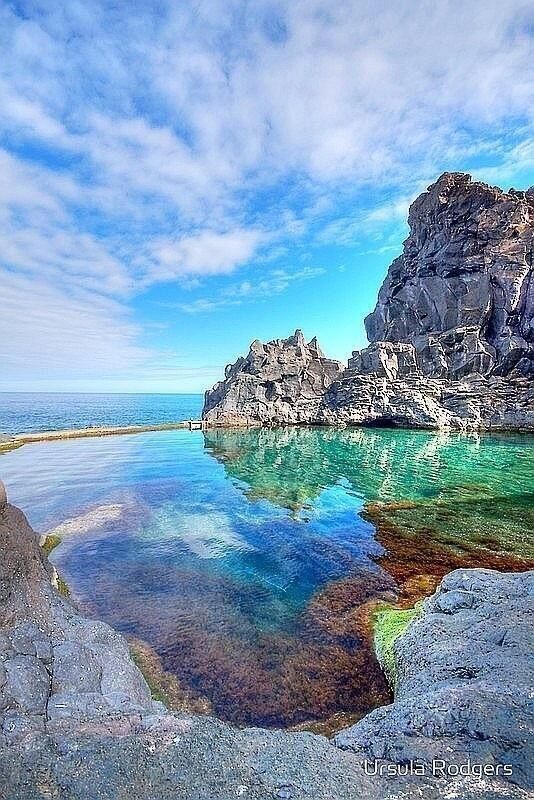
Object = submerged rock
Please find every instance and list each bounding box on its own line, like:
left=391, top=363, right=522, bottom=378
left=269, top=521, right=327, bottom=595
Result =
left=0, top=487, right=532, bottom=798
left=203, top=173, right=533, bottom=429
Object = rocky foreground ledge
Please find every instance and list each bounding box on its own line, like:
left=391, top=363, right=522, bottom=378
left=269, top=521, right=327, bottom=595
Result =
left=0, top=482, right=532, bottom=799
left=203, top=173, right=533, bottom=429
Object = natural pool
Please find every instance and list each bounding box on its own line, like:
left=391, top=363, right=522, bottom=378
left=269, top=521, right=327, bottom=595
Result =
left=1, top=427, right=532, bottom=730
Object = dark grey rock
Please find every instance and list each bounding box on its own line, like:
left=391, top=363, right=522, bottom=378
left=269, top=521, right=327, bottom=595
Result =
left=335, top=569, right=534, bottom=791
left=365, top=173, right=534, bottom=379
left=4, top=656, right=49, bottom=714
left=202, top=174, right=533, bottom=430
left=52, top=642, right=102, bottom=694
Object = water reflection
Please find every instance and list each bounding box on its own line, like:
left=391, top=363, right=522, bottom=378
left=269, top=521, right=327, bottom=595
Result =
left=0, top=426, right=532, bottom=728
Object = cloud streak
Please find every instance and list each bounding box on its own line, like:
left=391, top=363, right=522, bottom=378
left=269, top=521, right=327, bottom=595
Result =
left=179, top=267, right=326, bottom=313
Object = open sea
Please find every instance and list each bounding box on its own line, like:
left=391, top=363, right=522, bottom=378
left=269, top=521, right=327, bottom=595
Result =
left=0, top=392, right=204, bottom=435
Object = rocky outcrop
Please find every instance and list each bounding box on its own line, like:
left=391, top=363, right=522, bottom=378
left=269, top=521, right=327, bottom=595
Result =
left=364, top=173, right=533, bottom=379
left=203, top=329, right=343, bottom=426
left=1, top=482, right=533, bottom=798
left=319, top=373, right=534, bottom=429
left=203, top=174, right=533, bottom=429
left=335, top=568, right=534, bottom=789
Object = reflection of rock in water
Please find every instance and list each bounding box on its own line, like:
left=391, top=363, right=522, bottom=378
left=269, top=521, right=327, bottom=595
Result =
left=204, top=427, right=533, bottom=568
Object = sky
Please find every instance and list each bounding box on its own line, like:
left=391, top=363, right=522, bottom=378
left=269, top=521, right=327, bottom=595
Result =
left=0, top=0, right=533, bottom=393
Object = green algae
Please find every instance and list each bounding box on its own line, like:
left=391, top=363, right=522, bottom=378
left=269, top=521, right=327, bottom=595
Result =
left=42, top=533, right=62, bottom=556
left=56, top=575, right=70, bottom=598
left=130, top=647, right=168, bottom=704
left=41, top=534, right=70, bottom=597
left=373, top=603, right=422, bottom=687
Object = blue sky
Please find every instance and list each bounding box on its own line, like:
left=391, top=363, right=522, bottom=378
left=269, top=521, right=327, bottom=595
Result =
left=1, top=0, right=533, bottom=393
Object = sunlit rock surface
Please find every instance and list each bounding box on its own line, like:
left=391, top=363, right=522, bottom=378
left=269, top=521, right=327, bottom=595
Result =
left=203, top=329, right=343, bottom=425
left=203, top=173, right=533, bottom=430
left=364, top=173, right=534, bottom=379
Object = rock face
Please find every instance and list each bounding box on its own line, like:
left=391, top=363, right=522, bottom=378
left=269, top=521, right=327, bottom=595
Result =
left=203, top=173, right=533, bottom=429
left=203, top=329, right=343, bottom=426
left=364, top=173, right=533, bottom=379
left=1, top=488, right=532, bottom=798
left=335, top=568, right=534, bottom=789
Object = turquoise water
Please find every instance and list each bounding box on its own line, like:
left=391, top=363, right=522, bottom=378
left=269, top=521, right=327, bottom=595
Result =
left=0, top=393, right=203, bottom=434
left=1, top=426, right=532, bottom=728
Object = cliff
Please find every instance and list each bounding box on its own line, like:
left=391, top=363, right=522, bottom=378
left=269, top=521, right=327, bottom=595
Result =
left=203, top=173, right=533, bottom=429
left=364, top=173, right=533, bottom=379
left=1, top=481, right=532, bottom=798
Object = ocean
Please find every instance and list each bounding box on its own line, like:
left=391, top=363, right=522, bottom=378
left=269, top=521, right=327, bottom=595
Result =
left=0, top=393, right=204, bottom=435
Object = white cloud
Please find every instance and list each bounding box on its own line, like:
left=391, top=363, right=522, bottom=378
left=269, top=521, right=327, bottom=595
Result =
left=0, top=270, right=148, bottom=382
left=146, top=228, right=265, bottom=282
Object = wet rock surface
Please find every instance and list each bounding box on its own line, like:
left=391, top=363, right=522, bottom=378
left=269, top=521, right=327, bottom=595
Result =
left=0, top=479, right=532, bottom=799
left=203, top=173, right=533, bottom=429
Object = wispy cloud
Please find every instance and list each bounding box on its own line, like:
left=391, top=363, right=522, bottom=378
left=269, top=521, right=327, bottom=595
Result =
left=145, top=229, right=265, bottom=283
left=179, top=267, right=326, bottom=313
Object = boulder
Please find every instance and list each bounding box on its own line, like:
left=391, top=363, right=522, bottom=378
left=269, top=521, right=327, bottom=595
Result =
left=335, top=569, right=534, bottom=790
left=347, top=342, right=419, bottom=380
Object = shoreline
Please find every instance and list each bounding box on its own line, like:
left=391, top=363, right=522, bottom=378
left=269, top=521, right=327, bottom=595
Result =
left=1, top=492, right=532, bottom=798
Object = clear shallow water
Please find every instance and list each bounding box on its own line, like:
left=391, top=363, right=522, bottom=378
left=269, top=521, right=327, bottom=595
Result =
left=1, top=427, right=532, bottom=728
left=0, top=393, right=203, bottom=434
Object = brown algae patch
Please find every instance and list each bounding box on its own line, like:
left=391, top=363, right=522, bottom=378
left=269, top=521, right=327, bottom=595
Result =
left=365, top=490, right=534, bottom=606
left=129, top=637, right=212, bottom=714
left=153, top=572, right=394, bottom=731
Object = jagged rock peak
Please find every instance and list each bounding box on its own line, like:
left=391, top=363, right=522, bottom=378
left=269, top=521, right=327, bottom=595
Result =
left=203, top=331, right=343, bottom=425
left=363, top=172, right=533, bottom=379
left=202, top=173, right=533, bottom=430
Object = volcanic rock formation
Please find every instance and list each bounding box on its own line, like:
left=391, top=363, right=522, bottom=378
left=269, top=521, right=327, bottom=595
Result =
left=364, top=173, right=533, bottom=379
left=203, top=329, right=344, bottom=425
left=203, top=173, right=534, bottom=429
